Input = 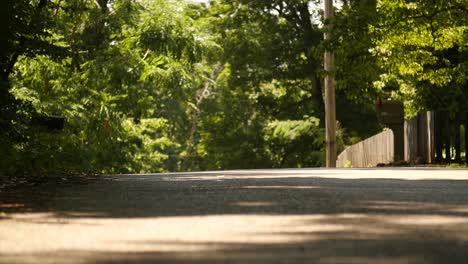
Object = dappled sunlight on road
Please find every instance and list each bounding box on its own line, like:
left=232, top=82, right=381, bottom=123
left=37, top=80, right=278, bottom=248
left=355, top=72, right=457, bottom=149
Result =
left=243, top=185, right=321, bottom=189
left=1, top=169, right=468, bottom=263
left=153, top=168, right=468, bottom=181
left=354, top=201, right=468, bottom=217
left=1, top=212, right=468, bottom=263
left=229, top=201, right=277, bottom=207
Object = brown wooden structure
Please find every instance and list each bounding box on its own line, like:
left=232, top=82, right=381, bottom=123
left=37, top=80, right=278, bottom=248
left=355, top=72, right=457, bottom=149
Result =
left=404, top=112, right=435, bottom=164
left=337, top=130, right=394, bottom=167
left=337, top=101, right=467, bottom=167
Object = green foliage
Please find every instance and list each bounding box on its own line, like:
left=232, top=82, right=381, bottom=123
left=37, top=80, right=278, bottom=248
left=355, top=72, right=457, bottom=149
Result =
left=344, top=160, right=352, bottom=168
left=334, top=0, right=380, bottom=104
left=2, top=0, right=206, bottom=175
left=188, top=0, right=382, bottom=169
left=122, top=118, right=180, bottom=173
left=263, top=118, right=324, bottom=168
left=371, top=0, right=467, bottom=117
left=0, top=0, right=61, bottom=175
left=4, top=0, right=433, bottom=176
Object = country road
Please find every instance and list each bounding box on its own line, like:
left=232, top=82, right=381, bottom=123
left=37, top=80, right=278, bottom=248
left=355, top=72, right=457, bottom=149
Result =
left=1, top=168, right=468, bottom=264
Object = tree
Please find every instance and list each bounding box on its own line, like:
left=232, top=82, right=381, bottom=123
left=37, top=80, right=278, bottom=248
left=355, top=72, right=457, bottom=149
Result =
left=4, top=0, right=212, bottom=175
left=0, top=0, right=69, bottom=173
left=372, top=0, right=467, bottom=117
left=183, top=0, right=328, bottom=169
left=1, top=0, right=386, bottom=175
left=185, top=0, right=382, bottom=169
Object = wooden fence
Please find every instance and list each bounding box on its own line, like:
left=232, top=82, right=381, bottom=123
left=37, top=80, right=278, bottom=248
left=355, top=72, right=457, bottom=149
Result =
left=337, top=110, right=467, bottom=167
left=337, top=130, right=394, bottom=168
left=404, top=112, right=435, bottom=164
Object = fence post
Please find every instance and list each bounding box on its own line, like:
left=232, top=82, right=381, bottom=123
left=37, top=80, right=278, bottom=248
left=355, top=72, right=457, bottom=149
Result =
left=427, top=111, right=435, bottom=164
left=404, top=117, right=418, bottom=163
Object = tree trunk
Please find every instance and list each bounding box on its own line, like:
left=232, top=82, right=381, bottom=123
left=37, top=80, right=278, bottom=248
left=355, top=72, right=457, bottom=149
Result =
left=435, top=113, right=443, bottom=163
left=454, top=118, right=461, bottom=163
left=2, top=0, right=48, bottom=79
left=311, top=75, right=325, bottom=122
left=465, top=112, right=468, bottom=164
left=295, top=3, right=325, bottom=123
left=445, top=114, right=451, bottom=163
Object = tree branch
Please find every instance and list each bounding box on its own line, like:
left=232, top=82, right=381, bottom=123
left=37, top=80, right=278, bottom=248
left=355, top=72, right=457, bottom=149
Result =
left=4, top=0, right=48, bottom=78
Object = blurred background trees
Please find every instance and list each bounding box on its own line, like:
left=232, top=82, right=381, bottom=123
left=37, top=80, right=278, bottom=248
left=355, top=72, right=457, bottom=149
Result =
left=0, top=0, right=465, bottom=176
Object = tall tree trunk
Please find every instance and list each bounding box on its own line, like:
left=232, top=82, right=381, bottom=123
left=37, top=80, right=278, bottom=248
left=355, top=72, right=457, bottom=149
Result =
left=296, top=3, right=325, bottom=123
left=435, top=111, right=443, bottom=163
left=445, top=113, right=451, bottom=163
left=465, top=112, right=468, bottom=164
left=183, top=64, right=224, bottom=170
left=311, top=75, right=325, bottom=123
left=454, top=117, right=461, bottom=163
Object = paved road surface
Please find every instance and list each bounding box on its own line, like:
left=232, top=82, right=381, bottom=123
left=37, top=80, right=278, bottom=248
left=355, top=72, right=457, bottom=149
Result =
left=1, top=168, right=468, bottom=264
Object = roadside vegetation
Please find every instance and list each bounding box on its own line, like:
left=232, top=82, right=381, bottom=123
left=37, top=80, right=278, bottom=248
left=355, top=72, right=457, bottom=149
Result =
left=0, top=0, right=466, bottom=176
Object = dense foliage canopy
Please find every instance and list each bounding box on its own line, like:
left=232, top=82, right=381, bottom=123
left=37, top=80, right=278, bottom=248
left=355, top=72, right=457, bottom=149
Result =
left=0, top=0, right=465, bottom=175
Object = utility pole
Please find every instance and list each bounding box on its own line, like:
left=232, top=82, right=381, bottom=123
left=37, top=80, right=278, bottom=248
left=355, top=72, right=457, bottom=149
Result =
left=324, top=0, right=336, bottom=167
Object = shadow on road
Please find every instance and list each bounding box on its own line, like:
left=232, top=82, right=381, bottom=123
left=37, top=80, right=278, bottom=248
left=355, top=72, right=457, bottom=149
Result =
left=3, top=172, right=468, bottom=218
left=1, top=170, right=468, bottom=263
